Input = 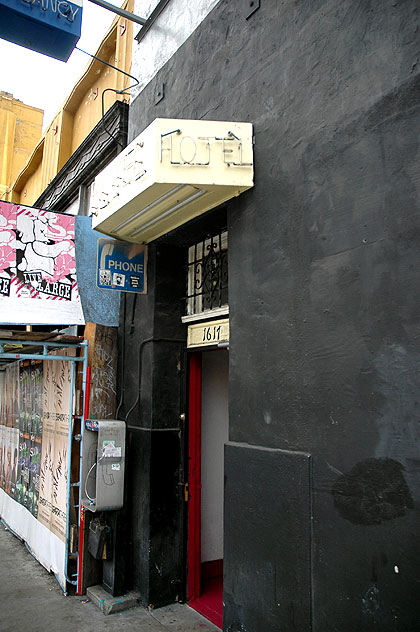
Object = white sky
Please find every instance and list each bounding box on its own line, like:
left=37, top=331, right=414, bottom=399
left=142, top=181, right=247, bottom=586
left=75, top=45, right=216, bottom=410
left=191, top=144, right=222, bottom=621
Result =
left=0, top=1, right=124, bottom=130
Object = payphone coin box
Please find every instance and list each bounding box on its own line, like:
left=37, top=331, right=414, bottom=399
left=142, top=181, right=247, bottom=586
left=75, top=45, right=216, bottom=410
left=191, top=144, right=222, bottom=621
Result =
left=81, top=420, right=125, bottom=512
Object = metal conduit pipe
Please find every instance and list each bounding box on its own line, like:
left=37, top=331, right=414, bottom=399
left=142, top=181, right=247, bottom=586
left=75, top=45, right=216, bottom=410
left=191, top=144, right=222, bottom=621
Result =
left=125, top=337, right=185, bottom=425
left=64, top=341, right=89, bottom=589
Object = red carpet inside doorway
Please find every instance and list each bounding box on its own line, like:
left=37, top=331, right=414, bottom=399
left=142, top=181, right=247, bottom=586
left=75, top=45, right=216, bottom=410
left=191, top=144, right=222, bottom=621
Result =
left=189, top=560, right=223, bottom=629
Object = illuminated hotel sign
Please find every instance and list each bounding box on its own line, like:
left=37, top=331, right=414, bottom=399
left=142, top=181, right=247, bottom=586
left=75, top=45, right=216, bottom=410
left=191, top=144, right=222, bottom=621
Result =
left=0, top=0, right=83, bottom=61
left=90, top=118, right=254, bottom=244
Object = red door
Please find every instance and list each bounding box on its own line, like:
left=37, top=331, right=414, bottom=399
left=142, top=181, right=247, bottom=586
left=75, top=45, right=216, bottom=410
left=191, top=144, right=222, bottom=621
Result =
left=187, top=350, right=228, bottom=629
left=187, top=352, right=202, bottom=601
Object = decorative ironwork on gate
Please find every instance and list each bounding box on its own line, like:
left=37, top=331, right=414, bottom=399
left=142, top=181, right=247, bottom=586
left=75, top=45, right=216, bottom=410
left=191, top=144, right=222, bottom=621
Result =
left=185, top=230, right=228, bottom=319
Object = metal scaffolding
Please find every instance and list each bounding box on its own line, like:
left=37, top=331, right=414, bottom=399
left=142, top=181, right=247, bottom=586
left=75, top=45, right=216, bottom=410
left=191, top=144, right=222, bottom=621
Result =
left=0, top=338, right=89, bottom=590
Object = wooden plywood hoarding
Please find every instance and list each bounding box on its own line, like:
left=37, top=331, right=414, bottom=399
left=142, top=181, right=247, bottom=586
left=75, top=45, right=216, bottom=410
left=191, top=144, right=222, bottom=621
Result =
left=38, top=349, right=75, bottom=542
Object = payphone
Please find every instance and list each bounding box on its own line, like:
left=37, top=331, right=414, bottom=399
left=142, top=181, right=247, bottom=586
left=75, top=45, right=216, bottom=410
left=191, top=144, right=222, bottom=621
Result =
left=81, top=419, right=125, bottom=512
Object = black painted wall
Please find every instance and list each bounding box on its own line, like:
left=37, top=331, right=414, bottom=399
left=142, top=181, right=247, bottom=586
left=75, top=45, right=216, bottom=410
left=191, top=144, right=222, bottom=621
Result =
left=118, top=243, right=186, bottom=604
left=125, top=1, right=420, bottom=629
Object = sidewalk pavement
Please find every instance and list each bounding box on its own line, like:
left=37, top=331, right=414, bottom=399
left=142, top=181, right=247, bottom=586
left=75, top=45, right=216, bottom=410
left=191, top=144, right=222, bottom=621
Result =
left=0, top=522, right=221, bottom=632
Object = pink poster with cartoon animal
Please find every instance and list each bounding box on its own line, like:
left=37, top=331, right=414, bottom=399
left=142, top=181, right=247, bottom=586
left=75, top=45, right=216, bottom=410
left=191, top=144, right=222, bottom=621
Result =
left=0, top=201, right=84, bottom=324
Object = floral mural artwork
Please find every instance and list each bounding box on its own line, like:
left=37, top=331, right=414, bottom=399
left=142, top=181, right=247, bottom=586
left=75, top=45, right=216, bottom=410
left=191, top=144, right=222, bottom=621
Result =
left=0, top=201, right=84, bottom=324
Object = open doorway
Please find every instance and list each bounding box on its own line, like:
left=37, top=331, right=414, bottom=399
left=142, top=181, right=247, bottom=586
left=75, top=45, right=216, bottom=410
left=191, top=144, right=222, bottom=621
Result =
left=187, top=349, right=228, bottom=629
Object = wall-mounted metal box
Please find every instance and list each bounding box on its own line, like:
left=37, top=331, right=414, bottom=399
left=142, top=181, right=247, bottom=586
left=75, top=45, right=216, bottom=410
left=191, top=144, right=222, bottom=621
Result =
left=81, top=420, right=126, bottom=512
left=90, top=118, right=254, bottom=244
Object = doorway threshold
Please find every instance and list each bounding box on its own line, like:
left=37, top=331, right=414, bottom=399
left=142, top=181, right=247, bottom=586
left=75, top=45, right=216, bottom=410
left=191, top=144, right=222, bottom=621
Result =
left=188, top=573, right=223, bottom=629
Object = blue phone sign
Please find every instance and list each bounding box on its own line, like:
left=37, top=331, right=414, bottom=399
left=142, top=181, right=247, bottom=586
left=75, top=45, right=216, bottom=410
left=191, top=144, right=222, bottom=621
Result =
left=97, top=239, right=147, bottom=294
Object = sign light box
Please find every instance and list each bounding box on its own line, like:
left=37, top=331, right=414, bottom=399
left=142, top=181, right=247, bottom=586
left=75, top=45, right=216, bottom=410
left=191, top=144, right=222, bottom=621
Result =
left=0, top=0, right=83, bottom=61
left=90, top=118, right=254, bottom=244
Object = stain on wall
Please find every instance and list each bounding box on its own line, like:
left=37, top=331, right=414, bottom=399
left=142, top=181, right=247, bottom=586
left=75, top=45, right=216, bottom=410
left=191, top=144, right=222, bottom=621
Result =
left=332, top=458, right=414, bottom=525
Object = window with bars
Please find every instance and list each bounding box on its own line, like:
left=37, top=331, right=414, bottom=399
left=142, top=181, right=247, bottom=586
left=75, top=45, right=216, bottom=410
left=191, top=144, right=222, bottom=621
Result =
left=185, top=230, right=228, bottom=319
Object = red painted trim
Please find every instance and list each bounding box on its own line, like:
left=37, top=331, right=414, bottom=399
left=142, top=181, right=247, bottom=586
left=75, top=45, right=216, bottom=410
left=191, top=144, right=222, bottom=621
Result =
left=187, top=352, right=202, bottom=601
left=77, top=365, right=91, bottom=595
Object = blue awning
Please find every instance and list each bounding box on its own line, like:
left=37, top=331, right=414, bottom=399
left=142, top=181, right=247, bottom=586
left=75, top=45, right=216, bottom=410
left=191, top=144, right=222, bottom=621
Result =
left=0, top=0, right=82, bottom=61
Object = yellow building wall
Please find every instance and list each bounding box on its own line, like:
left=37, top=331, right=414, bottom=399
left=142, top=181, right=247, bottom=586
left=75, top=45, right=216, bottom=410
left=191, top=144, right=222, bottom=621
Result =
left=8, top=0, right=133, bottom=207
left=11, top=140, right=44, bottom=204
left=41, top=109, right=75, bottom=190
left=71, top=16, right=133, bottom=153
left=0, top=91, right=43, bottom=198
left=71, top=52, right=120, bottom=153
left=20, top=161, right=44, bottom=203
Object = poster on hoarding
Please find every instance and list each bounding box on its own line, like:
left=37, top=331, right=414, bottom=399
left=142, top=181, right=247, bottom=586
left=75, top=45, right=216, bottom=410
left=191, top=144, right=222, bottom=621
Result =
left=29, top=363, right=43, bottom=518
left=16, top=362, right=43, bottom=516
left=38, top=349, right=74, bottom=542
left=0, top=201, right=84, bottom=325
left=4, top=361, right=19, bottom=428
left=17, top=363, right=31, bottom=509
left=0, top=363, right=20, bottom=493
left=4, top=425, right=19, bottom=498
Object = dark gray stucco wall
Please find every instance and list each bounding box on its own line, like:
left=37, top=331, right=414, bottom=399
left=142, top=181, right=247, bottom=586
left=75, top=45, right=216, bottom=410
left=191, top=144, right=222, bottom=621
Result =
left=118, top=243, right=186, bottom=604
left=127, top=1, right=420, bottom=629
